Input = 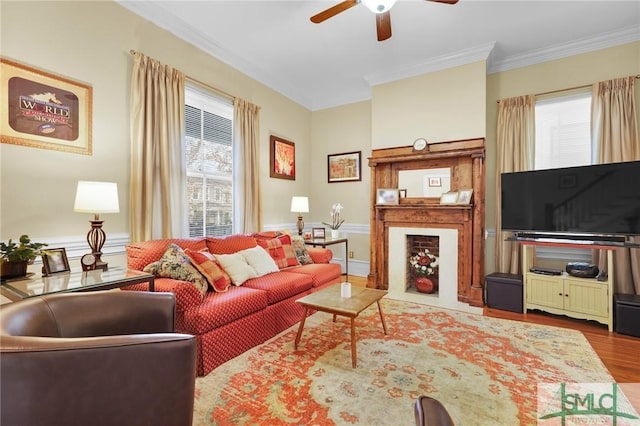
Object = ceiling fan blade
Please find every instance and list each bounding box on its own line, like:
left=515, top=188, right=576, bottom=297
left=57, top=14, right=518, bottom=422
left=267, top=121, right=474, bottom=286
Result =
left=376, top=11, right=392, bottom=41
left=310, top=0, right=359, bottom=23
left=425, top=0, right=459, bottom=4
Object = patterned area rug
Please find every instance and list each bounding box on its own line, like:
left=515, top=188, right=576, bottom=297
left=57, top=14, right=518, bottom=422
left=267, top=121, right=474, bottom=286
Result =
left=193, top=299, right=618, bottom=425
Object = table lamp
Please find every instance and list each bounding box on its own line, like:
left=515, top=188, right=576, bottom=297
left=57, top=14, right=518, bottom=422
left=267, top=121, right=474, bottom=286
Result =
left=290, top=196, right=309, bottom=236
left=73, top=181, right=120, bottom=271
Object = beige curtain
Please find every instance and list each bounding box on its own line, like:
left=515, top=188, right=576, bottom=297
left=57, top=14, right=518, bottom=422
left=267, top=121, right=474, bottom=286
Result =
left=592, top=76, right=640, bottom=294
left=129, top=52, right=186, bottom=243
left=234, top=98, right=262, bottom=233
left=495, top=95, right=536, bottom=274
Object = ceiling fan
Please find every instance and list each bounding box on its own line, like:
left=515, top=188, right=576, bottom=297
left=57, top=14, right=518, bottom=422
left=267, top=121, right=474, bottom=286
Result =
left=310, top=0, right=459, bottom=42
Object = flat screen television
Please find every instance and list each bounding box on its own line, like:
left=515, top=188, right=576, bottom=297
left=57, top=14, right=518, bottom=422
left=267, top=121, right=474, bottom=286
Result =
left=501, top=160, right=640, bottom=240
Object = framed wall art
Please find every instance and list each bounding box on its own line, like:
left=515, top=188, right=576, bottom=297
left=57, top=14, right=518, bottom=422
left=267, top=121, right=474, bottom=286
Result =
left=270, top=135, right=295, bottom=180
left=1, top=58, right=92, bottom=155
left=327, top=151, right=361, bottom=183
left=376, top=188, right=399, bottom=205
left=42, top=248, right=71, bottom=276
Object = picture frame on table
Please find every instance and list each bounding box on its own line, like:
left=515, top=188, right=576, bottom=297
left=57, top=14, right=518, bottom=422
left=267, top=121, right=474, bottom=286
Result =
left=269, top=135, right=295, bottom=180
left=1, top=58, right=92, bottom=155
left=312, top=227, right=326, bottom=239
left=440, top=191, right=459, bottom=204
left=42, top=248, right=71, bottom=276
left=327, top=151, right=361, bottom=183
left=456, top=189, right=474, bottom=205
left=376, top=188, right=400, bottom=205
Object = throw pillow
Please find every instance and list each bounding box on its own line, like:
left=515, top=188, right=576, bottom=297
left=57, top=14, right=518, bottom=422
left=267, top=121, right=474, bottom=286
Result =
left=215, top=252, right=258, bottom=286
left=239, top=246, right=279, bottom=277
left=183, top=248, right=231, bottom=293
left=290, top=235, right=314, bottom=265
left=143, top=243, right=208, bottom=298
left=255, top=234, right=300, bottom=269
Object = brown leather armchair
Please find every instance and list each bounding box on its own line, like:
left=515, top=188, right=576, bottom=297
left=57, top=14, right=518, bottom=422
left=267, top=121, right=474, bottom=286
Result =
left=415, top=395, right=455, bottom=426
left=1, top=291, right=197, bottom=426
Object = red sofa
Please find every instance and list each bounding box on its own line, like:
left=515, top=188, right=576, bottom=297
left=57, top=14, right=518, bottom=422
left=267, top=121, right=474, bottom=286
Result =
left=124, top=233, right=342, bottom=376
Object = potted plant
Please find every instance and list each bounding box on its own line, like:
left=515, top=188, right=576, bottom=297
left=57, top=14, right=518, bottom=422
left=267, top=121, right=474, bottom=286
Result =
left=322, top=203, right=345, bottom=238
left=0, top=235, right=47, bottom=279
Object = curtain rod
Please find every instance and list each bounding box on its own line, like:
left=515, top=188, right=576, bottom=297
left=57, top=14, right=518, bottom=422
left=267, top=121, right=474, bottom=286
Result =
left=129, top=49, right=235, bottom=102
left=496, top=75, right=640, bottom=103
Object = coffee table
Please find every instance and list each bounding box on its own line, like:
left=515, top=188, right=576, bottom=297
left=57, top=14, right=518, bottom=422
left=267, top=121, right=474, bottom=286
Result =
left=294, top=283, right=388, bottom=367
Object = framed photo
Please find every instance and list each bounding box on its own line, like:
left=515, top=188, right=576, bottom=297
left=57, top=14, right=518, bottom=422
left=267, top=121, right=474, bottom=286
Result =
left=399, top=189, right=407, bottom=198
left=440, top=191, right=459, bottom=204
left=328, top=151, right=361, bottom=183
left=428, top=177, right=442, bottom=187
left=457, top=189, right=474, bottom=204
left=42, top=248, right=71, bottom=276
left=1, top=58, right=92, bottom=155
left=269, top=135, right=295, bottom=180
left=377, top=188, right=400, bottom=205
left=312, top=227, right=326, bottom=239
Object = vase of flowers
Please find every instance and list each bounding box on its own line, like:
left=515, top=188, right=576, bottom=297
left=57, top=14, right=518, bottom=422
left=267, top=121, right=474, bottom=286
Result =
left=408, top=249, right=439, bottom=294
left=322, top=203, right=344, bottom=238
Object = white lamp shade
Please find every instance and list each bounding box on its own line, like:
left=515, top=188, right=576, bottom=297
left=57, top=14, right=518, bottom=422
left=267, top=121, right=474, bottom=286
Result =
left=362, top=0, right=397, bottom=13
left=290, top=196, right=309, bottom=213
left=73, top=181, right=120, bottom=214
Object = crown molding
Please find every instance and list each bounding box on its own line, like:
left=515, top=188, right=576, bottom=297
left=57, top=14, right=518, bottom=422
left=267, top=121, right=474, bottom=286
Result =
left=364, top=42, right=496, bottom=87
left=488, top=26, right=640, bottom=74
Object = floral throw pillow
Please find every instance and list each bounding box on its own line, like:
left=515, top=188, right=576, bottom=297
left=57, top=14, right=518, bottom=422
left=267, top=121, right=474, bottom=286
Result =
left=143, top=243, right=208, bottom=298
left=290, top=235, right=314, bottom=265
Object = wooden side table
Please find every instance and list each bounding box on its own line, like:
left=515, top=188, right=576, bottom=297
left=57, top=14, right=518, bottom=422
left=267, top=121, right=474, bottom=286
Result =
left=305, top=237, right=348, bottom=279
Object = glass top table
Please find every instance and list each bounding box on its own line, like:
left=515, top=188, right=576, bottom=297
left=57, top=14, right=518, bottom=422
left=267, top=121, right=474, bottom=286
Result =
left=0, top=267, right=154, bottom=301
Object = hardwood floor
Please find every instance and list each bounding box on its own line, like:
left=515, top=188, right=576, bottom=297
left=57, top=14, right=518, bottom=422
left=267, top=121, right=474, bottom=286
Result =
left=348, top=275, right=640, bottom=383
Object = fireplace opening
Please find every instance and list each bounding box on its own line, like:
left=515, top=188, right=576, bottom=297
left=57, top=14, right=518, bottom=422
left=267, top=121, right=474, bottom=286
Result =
left=406, top=235, right=440, bottom=295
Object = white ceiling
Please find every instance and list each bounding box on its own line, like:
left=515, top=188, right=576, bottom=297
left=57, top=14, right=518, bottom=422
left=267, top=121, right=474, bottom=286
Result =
left=118, top=0, right=640, bottom=111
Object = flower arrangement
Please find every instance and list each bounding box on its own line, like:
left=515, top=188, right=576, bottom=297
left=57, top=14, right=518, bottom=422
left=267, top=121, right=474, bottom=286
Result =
left=409, top=249, right=439, bottom=276
left=322, top=203, right=344, bottom=230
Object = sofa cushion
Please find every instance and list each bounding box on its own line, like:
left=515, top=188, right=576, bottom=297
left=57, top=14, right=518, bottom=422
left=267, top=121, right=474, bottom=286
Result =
left=183, top=248, right=231, bottom=293
left=143, top=244, right=209, bottom=298
left=242, top=271, right=313, bottom=305
left=206, top=234, right=257, bottom=255
left=215, top=252, right=258, bottom=286
left=179, top=286, right=268, bottom=334
left=286, top=263, right=342, bottom=288
left=255, top=234, right=300, bottom=269
left=290, top=235, right=314, bottom=265
left=126, top=238, right=206, bottom=271
left=239, top=246, right=279, bottom=277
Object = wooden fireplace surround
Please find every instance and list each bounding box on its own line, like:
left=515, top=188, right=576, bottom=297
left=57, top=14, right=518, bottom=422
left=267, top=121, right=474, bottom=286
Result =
left=368, top=138, right=486, bottom=307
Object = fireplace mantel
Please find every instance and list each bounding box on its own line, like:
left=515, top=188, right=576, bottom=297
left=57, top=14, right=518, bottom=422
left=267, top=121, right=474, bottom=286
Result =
left=368, top=138, right=485, bottom=307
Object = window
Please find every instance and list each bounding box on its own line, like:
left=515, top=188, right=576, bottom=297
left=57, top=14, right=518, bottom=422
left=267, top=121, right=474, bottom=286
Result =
left=534, top=92, right=592, bottom=170
left=185, top=85, right=233, bottom=237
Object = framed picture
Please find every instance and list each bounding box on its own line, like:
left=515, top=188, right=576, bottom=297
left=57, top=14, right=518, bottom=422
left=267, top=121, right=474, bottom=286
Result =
left=327, top=151, right=361, bottom=183
left=428, top=177, right=442, bottom=187
left=269, top=135, right=295, bottom=180
left=42, top=248, right=71, bottom=276
left=440, top=191, right=459, bottom=204
left=377, top=188, right=400, bottom=205
left=399, top=189, right=407, bottom=198
left=457, top=189, right=474, bottom=204
left=1, top=58, right=92, bottom=155
left=312, top=227, right=325, bottom=239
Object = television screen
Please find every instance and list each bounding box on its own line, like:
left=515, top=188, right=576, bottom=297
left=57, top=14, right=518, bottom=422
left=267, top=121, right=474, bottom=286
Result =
left=501, top=161, right=640, bottom=237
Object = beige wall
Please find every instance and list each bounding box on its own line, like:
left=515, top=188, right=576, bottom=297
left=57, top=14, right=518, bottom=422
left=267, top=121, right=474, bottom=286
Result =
left=0, top=1, right=311, bottom=263
left=371, top=61, right=487, bottom=148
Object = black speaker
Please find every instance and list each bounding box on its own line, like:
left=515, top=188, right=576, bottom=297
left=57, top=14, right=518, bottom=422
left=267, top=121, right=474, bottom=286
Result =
left=565, top=262, right=599, bottom=278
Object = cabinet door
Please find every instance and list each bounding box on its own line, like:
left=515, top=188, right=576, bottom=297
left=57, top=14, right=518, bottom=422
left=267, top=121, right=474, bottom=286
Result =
left=526, top=274, right=564, bottom=309
left=564, top=278, right=609, bottom=317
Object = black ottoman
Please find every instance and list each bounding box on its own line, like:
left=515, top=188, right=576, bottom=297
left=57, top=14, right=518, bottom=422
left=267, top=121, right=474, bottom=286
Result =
left=485, top=272, right=523, bottom=313
left=614, top=293, right=640, bottom=338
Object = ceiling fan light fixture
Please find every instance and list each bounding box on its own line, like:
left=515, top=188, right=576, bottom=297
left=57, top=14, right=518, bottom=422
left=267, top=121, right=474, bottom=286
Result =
left=361, top=0, right=397, bottom=14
